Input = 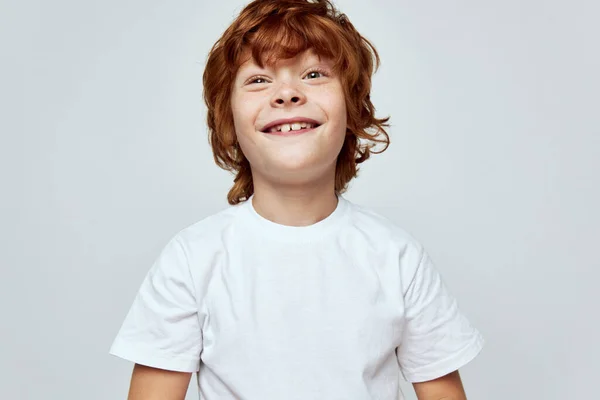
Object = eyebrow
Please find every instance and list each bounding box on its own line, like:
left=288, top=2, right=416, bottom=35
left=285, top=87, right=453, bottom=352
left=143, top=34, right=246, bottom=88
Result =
left=240, top=56, right=330, bottom=73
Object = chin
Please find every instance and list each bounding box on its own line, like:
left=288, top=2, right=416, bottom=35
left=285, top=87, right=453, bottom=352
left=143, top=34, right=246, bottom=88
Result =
left=272, top=159, right=314, bottom=172
left=266, top=156, right=338, bottom=182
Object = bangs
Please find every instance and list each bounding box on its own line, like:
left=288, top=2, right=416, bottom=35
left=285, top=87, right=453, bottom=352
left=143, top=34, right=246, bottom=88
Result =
left=229, top=12, right=349, bottom=75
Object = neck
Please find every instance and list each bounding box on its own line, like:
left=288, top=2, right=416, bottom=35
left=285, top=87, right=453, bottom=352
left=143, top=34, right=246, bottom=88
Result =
left=250, top=173, right=339, bottom=227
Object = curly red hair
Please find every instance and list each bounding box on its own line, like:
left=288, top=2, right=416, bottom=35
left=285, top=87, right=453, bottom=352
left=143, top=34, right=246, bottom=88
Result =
left=203, top=0, right=390, bottom=205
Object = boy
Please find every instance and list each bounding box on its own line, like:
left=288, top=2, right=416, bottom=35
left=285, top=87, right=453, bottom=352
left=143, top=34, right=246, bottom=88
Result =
left=109, top=0, right=484, bottom=399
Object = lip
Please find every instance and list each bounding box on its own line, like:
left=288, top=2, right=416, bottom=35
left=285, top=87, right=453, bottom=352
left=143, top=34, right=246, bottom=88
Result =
left=261, top=117, right=321, bottom=132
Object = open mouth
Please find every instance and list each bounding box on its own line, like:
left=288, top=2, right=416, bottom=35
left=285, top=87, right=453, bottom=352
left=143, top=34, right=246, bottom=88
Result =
left=262, top=122, right=321, bottom=135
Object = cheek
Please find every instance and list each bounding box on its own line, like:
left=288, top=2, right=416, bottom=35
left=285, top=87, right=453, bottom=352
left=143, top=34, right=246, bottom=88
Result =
left=230, top=98, right=245, bottom=129
left=324, top=85, right=347, bottom=124
left=327, top=93, right=348, bottom=137
left=231, top=97, right=258, bottom=136
left=230, top=97, right=261, bottom=161
left=329, top=95, right=348, bottom=154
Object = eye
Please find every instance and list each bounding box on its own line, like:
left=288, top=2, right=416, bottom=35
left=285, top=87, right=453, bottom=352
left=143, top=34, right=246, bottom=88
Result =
left=304, top=68, right=329, bottom=80
left=247, top=76, right=269, bottom=85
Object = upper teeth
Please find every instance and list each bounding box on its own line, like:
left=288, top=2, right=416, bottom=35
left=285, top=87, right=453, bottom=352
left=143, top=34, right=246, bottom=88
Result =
left=268, top=122, right=316, bottom=133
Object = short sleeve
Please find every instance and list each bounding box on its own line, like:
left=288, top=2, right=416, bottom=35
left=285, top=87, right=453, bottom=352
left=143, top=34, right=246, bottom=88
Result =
left=396, top=246, right=484, bottom=383
left=109, top=236, right=202, bottom=373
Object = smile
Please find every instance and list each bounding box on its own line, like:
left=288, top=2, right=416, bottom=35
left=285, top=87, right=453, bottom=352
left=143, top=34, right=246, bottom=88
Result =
left=263, top=122, right=321, bottom=136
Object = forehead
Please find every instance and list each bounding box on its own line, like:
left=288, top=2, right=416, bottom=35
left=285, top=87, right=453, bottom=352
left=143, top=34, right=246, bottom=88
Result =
left=237, top=48, right=326, bottom=71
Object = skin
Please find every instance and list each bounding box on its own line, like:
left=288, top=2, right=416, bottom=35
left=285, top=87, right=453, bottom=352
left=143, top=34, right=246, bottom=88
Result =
left=124, top=48, right=469, bottom=400
left=413, top=370, right=468, bottom=400
left=230, top=48, right=346, bottom=227
left=126, top=365, right=467, bottom=400
left=126, top=364, right=191, bottom=400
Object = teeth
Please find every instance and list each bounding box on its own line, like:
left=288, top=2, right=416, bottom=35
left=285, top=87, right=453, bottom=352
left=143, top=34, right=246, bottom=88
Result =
left=268, top=122, right=316, bottom=133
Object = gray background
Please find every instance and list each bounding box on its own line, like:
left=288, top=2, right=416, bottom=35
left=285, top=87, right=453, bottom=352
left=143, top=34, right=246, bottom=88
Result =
left=1, top=0, right=598, bottom=398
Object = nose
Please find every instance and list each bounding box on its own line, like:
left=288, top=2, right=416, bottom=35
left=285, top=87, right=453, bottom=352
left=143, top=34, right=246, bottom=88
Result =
left=270, top=83, right=306, bottom=107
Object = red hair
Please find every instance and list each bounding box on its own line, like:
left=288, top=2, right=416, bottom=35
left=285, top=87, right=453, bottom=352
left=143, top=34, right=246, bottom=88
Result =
left=203, top=0, right=390, bottom=205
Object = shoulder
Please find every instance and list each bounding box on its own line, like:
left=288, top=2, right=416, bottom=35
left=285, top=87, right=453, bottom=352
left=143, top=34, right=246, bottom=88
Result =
left=344, top=198, right=424, bottom=255
left=164, top=202, right=247, bottom=267
left=343, top=198, right=427, bottom=279
left=178, top=203, right=241, bottom=242
left=342, top=198, right=430, bottom=290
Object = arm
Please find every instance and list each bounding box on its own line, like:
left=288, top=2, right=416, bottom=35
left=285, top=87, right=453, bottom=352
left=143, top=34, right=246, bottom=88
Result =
left=398, top=246, right=483, bottom=399
left=127, top=364, right=192, bottom=400
left=412, top=370, right=467, bottom=400
left=110, top=236, right=203, bottom=399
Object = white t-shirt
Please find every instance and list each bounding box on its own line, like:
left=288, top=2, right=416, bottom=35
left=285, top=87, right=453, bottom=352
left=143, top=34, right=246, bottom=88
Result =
left=110, top=195, right=484, bottom=399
